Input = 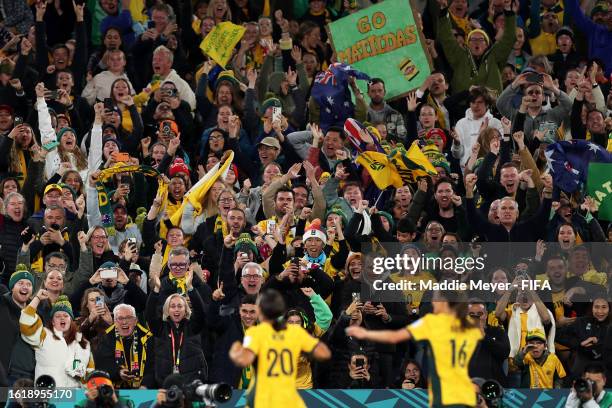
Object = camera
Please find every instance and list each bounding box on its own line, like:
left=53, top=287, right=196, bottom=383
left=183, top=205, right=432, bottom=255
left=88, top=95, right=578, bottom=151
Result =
left=185, top=380, right=232, bottom=406
left=163, top=89, right=178, bottom=97
left=574, top=378, right=594, bottom=394
left=98, top=384, right=114, bottom=400
left=27, top=375, right=55, bottom=408
left=481, top=379, right=503, bottom=408
left=164, top=385, right=184, bottom=407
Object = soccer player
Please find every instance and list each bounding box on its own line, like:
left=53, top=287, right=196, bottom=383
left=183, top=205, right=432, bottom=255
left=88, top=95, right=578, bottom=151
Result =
left=229, top=289, right=331, bottom=407
left=346, top=291, right=482, bottom=407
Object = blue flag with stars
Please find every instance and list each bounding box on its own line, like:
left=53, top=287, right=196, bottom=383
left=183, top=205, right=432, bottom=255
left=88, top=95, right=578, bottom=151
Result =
left=545, top=140, right=612, bottom=193
left=311, top=63, right=370, bottom=132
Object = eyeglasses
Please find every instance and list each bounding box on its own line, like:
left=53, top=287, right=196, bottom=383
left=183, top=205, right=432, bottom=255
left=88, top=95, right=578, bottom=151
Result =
left=242, top=274, right=261, bottom=280
left=469, top=312, right=485, bottom=318
left=115, top=316, right=136, bottom=322
left=469, top=37, right=487, bottom=43
left=218, top=197, right=235, bottom=203
left=527, top=90, right=542, bottom=96
left=169, top=262, right=189, bottom=269
left=46, top=263, right=66, bottom=271
left=209, top=134, right=224, bottom=141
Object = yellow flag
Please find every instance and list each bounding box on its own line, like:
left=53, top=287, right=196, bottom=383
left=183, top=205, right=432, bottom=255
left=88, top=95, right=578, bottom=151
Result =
left=388, top=143, right=437, bottom=183
left=169, top=151, right=234, bottom=227
left=199, top=22, right=246, bottom=68
left=355, top=151, right=403, bottom=190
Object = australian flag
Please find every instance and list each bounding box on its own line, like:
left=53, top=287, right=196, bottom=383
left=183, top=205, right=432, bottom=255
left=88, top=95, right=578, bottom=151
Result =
left=545, top=139, right=612, bottom=193
left=311, top=63, right=370, bottom=132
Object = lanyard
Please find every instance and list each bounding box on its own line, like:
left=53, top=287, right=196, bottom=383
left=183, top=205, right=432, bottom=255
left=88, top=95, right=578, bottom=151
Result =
left=170, top=329, right=184, bottom=373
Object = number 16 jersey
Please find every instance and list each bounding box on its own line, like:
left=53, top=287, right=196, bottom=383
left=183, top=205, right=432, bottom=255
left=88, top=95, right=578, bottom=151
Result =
left=408, top=313, right=483, bottom=408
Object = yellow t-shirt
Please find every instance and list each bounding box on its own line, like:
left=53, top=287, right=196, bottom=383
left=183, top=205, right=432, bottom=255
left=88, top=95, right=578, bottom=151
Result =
left=390, top=271, right=437, bottom=311
left=408, top=313, right=483, bottom=407
left=243, top=322, right=319, bottom=408
left=522, top=352, right=566, bottom=388
left=257, top=217, right=296, bottom=246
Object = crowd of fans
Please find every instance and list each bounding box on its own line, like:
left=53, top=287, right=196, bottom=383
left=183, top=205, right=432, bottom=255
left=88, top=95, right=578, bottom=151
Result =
left=0, top=0, right=611, bottom=404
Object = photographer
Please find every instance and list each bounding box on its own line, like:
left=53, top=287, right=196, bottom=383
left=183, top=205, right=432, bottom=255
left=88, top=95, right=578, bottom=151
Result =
left=565, top=363, right=612, bottom=408
left=76, top=370, right=134, bottom=408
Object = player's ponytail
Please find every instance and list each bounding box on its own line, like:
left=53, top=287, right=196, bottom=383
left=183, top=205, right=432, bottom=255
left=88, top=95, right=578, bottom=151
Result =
left=258, top=289, right=287, bottom=331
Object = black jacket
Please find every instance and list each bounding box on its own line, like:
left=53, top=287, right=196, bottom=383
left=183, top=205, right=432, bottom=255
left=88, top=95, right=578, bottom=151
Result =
left=0, top=215, right=27, bottom=286
left=93, top=325, right=156, bottom=389
left=0, top=293, right=35, bottom=380
left=557, top=316, right=610, bottom=362
left=207, top=299, right=245, bottom=386
left=468, top=325, right=510, bottom=386
left=145, top=290, right=208, bottom=386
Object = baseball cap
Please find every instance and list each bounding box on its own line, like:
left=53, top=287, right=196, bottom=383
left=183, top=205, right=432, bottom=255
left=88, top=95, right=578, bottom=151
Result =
left=525, top=329, right=546, bottom=343
left=44, top=184, right=63, bottom=195
left=258, top=137, right=281, bottom=150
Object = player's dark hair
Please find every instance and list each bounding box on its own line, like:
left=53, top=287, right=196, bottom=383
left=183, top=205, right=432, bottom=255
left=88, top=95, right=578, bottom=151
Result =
left=435, top=290, right=476, bottom=330
left=258, top=289, right=287, bottom=331
left=274, top=186, right=294, bottom=200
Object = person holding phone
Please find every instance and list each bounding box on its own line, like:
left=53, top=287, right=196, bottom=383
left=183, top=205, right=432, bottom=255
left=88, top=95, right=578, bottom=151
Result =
left=513, top=329, right=566, bottom=388
left=80, top=261, right=147, bottom=313
left=76, top=288, right=113, bottom=353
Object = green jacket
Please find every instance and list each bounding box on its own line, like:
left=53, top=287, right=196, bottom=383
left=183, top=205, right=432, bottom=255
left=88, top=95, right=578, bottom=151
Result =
left=437, top=9, right=516, bottom=95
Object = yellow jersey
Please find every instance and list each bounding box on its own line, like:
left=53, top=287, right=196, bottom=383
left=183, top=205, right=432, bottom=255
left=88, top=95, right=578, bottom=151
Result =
left=408, top=313, right=482, bottom=407
left=520, top=352, right=566, bottom=388
left=243, top=322, right=319, bottom=408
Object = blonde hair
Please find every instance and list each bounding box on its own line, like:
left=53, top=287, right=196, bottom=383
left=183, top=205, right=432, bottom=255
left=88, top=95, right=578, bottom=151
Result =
left=162, top=293, right=192, bottom=321
left=58, top=134, right=88, bottom=171
left=206, top=0, right=231, bottom=21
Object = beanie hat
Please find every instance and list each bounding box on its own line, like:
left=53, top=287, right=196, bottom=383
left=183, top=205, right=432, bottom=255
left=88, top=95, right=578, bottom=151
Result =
left=102, top=135, right=121, bottom=150
left=377, top=210, right=395, bottom=230
left=51, top=295, right=74, bottom=319
left=216, top=70, right=238, bottom=88
left=591, top=1, right=608, bottom=16
left=9, top=264, right=35, bottom=290
left=100, top=261, right=117, bottom=269
left=325, top=207, right=348, bottom=227
left=261, top=97, right=282, bottom=113
left=467, top=29, right=490, bottom=46
left=57, top=126, right=75, bottom=143
left=234, top=233, right=259, bottom=256
left=425, top=128, right=447, bottom=148
left=304, top=219, right=327, bottom=245
left=169, top=158, right=190, bottom=178
left=102, top=124, right=118, bottom=136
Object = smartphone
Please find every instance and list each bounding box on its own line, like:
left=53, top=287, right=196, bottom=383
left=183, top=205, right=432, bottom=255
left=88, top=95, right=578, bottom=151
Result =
left=272, top=106, right=282, bottom=122
left=100, top=268, right=118, bottom=280
left=104, top=97, right=114, bottom=111
left=14, top=117, right=23, bottom=126
left=266, top=220, right=276, bottom=235
left=95, top=296, right=104, bottom=307
left=147, top=20, right=155, bottom=29
left=111, top=152, right=130, bottom=162
left=120, top=175, right=131, bottom=185
left=526, top=72, right=543, bottom=84
left=352, top=292, right=360, bottom=302
left=355, top=357, right=365, bottom=368
left=292, top=257, right=301, bottom=267
left=127, top=237, right=137, bottom=245
left=48, top=89, right=59, bottom=100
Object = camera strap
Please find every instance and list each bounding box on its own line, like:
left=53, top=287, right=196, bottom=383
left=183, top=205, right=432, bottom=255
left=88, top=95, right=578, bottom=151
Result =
left=170, top=329, right=184, bottom=374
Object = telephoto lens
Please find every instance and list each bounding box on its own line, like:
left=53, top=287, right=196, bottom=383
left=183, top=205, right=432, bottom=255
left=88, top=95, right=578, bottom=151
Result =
left=189, top=380, right=232, bottom=405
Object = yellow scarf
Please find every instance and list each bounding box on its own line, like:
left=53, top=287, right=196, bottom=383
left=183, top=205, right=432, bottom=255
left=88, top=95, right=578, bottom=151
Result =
left=17, top=149, right=27, bottom=188
left=161, top=244, right=172, bottom=269
left=214, top=215, right=229, bottom=237
left=120, top=108, right=134, bottom=133
left=169, top=271, right=187, bottom=295
left=109, top=323, right=152, bottom=388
